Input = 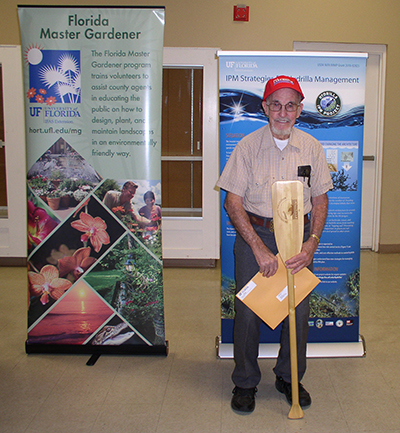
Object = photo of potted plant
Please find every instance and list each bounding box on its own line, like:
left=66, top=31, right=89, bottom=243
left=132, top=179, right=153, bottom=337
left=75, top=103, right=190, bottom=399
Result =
left=72, top=183, right=93, bottom=203
left=27, top=138, right=102, bottom=219
left=49, top=169, right=65, bottom=188
left=47, top=189, right=61, bottom=210
left=28, top=175, right=50, bottom=202
left=59, top=188, right=72, bottom=209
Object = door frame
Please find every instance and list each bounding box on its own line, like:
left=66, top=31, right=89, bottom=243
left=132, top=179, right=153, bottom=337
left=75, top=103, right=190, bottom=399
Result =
left=294, top=42, right=386, bottom=252
left=0, top=45, right=27, bottom=262
left=161, top=47, right=220, bottom=262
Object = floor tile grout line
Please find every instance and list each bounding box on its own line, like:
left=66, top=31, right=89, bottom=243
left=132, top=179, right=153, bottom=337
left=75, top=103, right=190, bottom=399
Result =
left=88, top=356, right=124, bottom=433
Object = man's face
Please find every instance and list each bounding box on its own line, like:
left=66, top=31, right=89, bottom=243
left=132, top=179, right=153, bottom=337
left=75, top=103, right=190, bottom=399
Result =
left=262, top=88, right=303, bottom=140
left=120, top=186, right=137, bottom=203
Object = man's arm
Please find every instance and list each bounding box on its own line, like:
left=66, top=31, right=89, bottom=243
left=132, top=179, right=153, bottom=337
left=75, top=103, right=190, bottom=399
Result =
left=132, top=211, right=151, bottom=227
left=285, top=192, right=329, bottom=274
left=224, top=191, right=278, bottom=277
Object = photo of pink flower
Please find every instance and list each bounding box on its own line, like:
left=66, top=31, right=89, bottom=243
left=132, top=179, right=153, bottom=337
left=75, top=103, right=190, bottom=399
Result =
left=58, top=246, right=96, bottom=280
left=46, top=244, right=75, bottom=266
left=27, top=196, right=126, bottom=329
left=27, top=200, right=58, bottom=249
left=71, top=212, right=110, bottom=253
left=28, top=264, right=72, bottom=305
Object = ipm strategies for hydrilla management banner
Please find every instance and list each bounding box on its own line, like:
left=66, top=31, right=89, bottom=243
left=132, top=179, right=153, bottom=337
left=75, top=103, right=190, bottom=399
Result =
left=19, top=6, right=167, bottom=355
left=218, top=52, right=367, bottom=354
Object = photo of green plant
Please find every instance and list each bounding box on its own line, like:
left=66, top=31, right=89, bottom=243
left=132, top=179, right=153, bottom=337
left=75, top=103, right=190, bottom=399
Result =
left=310, top=268, right=359, bottom=317
left=221, top=274, right=236, bottom=320
left=84, top=233, right=164, bottom=345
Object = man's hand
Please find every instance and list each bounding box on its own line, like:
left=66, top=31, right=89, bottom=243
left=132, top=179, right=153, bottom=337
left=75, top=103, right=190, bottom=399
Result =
left=253, top=242, right=279, bottom=277
left=285, top=237, right=317, bottom=274
left=224, top=192, right=278, bottom=278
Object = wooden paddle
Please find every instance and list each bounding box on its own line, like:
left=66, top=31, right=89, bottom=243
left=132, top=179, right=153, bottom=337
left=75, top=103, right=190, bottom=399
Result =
left=271, top=180, right=305, bottom=420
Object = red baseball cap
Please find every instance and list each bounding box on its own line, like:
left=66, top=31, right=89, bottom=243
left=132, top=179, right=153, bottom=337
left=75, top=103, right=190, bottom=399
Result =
left=263, top=75, right=305, bottom=101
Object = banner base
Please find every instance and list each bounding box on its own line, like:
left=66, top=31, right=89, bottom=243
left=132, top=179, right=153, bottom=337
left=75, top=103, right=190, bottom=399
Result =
left=216, top=335, right=366, bottom=359
left=26, top=340, right=169, bottom=356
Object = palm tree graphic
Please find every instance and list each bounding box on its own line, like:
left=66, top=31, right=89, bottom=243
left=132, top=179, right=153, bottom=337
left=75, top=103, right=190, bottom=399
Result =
left=39, top=53, right=81, bottom=104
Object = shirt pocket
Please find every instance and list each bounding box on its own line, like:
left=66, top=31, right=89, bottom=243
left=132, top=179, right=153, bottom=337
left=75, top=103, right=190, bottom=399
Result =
left=297, top=165, right=312, bottom=208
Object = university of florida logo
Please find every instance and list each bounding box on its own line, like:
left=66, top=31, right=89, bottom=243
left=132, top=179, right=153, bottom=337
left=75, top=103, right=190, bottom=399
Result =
left=316, top=91, right=341, bottom=117
left=24, top=46, right=81, bottom=106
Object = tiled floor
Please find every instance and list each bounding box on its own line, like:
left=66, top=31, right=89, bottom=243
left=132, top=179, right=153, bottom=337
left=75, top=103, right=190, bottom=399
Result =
left=1, top=251, right=400, bottom=432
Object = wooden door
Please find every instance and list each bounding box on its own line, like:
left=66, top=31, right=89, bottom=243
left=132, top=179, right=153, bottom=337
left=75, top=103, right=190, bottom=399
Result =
left=162, top=67, right=203, bottom=217
left=161, top=48, right=219, bottom=262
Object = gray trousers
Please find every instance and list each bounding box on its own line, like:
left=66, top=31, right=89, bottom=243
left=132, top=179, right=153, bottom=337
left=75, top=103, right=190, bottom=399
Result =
left=232, top=221, right=311, bottom=388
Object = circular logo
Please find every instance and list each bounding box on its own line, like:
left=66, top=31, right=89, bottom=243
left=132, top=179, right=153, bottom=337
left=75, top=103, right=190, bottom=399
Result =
left=316, top=91, right=341, bottom=117
left=316, top=319, right=324, bottom=329
left=336, top=319, right=344, bottom=328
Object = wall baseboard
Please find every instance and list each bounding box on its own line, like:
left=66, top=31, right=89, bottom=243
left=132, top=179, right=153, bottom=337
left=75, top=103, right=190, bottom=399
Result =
left=1, top=249, right=399, bottom=268
left=0, top=257, right=27, bottom=267
left=163, top=258, right=216, bottom=268
left=378, top=244, right=400, bottom=254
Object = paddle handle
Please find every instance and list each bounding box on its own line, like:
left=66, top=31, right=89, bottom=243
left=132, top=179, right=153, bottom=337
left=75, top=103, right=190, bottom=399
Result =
left=287, top=269, right=304, bottom=419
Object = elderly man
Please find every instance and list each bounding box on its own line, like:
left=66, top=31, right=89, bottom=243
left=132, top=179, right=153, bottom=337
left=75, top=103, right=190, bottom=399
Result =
left=217, top=76, right=332, bottom=413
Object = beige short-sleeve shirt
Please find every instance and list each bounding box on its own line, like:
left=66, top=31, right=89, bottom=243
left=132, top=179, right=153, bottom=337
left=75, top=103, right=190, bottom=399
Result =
left=216, top=124, right=333, bottom=217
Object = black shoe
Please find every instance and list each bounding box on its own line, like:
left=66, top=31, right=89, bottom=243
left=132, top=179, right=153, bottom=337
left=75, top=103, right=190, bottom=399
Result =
left=275, top=376, right=311, bottom=408
left=231, top=386, right=257, bottom=413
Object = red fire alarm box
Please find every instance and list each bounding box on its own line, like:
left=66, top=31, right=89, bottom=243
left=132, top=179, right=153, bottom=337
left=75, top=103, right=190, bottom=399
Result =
left=234, top=5, right=249, bottom=21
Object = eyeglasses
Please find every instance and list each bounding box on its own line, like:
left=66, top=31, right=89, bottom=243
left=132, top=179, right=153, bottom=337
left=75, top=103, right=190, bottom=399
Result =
left=266, top=101, right=300, bottom=112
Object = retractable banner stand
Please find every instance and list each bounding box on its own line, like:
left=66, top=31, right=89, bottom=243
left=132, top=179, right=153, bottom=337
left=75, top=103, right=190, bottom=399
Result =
left=19, top=6, right=167, bottom=358
left=218, top=51, right=367, bottom=358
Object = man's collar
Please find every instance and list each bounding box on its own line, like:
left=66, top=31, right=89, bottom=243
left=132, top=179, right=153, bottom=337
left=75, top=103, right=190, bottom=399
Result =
left=264, top=124, right=301, bottom=150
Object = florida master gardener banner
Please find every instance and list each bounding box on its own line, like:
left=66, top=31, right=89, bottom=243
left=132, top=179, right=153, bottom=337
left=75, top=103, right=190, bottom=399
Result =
left=19, top=6, right=166, bottom=355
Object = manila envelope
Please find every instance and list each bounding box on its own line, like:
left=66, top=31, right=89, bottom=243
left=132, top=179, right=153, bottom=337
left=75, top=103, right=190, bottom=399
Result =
left=236, top=255, right=320, bottom=330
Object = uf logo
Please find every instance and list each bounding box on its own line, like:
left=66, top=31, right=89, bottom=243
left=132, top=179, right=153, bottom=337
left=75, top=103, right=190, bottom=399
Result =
left=30, top=107, right=42, bottom=117
left=226, top=61, right=235, bottom=68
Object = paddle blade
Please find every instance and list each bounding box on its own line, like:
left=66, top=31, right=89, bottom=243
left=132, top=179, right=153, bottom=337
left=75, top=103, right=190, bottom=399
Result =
left=288, top=403, right=304, bottom=419
left=271, top=181, right=304, bottom=263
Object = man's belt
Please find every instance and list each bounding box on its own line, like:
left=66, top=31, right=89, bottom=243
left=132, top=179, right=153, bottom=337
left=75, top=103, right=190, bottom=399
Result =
left=248, top=213, right=309, bottom=232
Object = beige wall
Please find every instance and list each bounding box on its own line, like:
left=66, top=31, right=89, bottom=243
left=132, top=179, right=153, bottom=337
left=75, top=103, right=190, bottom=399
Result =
left=2, top=0, right=399, bottom=251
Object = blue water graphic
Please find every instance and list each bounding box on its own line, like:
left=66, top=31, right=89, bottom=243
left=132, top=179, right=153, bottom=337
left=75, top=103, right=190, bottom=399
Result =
left=220, top=89, right=364, bottom=130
